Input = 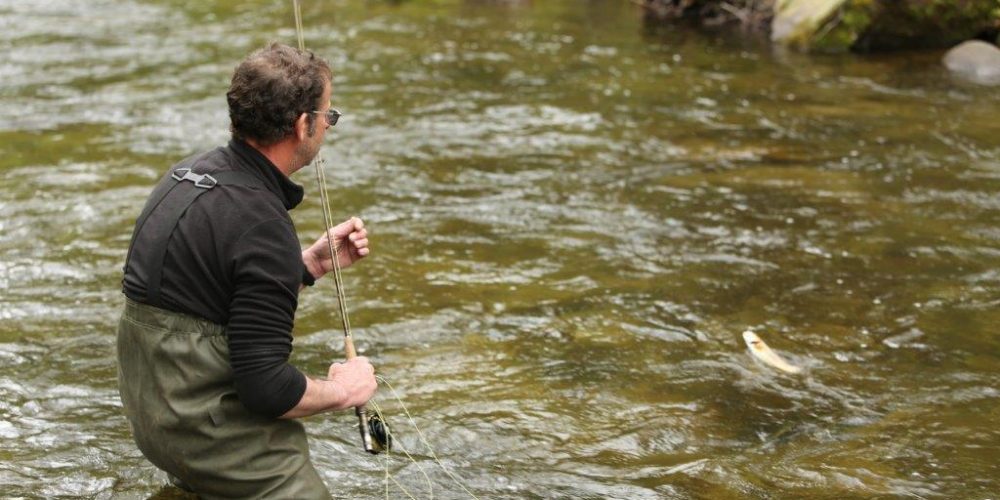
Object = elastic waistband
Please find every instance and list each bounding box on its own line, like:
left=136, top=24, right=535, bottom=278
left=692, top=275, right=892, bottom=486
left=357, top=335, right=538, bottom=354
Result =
left=123, top=298, right=226, bottom=337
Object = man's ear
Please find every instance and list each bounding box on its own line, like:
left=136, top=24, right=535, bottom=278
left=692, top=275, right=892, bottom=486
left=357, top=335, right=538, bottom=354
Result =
left=294, top=113, right=309, bottom=141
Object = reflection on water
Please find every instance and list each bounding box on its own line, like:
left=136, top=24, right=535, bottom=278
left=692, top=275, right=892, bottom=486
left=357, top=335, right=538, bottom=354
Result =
left=1, top=0, right=998, bottom=497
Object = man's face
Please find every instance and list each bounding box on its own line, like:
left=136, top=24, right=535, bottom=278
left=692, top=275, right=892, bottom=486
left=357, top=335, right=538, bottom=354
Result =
left=293, top=79, right=333, bottom=172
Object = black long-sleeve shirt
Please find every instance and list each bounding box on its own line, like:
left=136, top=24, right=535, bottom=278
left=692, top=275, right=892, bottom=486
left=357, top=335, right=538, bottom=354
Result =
left=123, top=139, right=309, bottom=418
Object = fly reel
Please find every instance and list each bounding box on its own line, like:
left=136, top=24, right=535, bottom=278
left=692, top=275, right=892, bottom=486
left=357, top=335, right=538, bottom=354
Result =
left=359, top=407, right=392, bottom=454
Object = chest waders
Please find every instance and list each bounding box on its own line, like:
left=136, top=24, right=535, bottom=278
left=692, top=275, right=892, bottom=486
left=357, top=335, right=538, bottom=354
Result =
left=118, top=164, right=331, bottom=499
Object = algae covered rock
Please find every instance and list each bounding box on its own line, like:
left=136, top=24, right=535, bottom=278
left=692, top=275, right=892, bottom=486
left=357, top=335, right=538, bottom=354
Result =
left=770, top=0, right=850, bottom=50
left=857, top=0, right=1000, bottom=50
left=772, top=0, right=1000, bottom=52
left=943, top=40, right=1000, bottom=84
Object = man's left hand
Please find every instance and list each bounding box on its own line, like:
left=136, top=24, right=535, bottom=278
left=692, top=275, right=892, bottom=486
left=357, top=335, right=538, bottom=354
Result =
left=303, top=216, right=369, bottom=281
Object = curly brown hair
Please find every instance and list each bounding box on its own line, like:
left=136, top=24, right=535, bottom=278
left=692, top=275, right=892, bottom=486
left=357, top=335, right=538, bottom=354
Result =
left=227, top=43, right=332, bottom=146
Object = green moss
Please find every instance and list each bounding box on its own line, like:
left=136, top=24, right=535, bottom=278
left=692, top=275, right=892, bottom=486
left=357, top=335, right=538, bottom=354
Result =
left=875, top=0, right=1000, bottom=49
left=807, top=0, right=1000, bottom=52
left=770, top=0, right=997, bottom=51
left=810, top=0, right=875, bottom=52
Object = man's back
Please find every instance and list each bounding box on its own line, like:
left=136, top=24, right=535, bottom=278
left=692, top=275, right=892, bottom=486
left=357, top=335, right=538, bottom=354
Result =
left=123, top=141, right=302, bottom=325
left=122, top=139, right=310, bottom=418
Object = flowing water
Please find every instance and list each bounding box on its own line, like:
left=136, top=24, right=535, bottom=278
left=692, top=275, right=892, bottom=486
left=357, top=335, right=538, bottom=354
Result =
left=1, top=0, right=998, bottom=498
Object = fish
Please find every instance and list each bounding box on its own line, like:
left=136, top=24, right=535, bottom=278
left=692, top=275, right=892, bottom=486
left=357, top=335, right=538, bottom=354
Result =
left=742, top=330, right=802, bottom=374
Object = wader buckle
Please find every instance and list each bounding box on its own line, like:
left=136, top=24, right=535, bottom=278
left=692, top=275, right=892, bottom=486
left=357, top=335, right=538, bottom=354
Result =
left=171, top=168, right=218, bottom=189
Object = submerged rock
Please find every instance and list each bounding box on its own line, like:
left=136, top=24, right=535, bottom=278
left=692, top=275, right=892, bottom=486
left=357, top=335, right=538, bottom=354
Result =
left=943, top=40, right=1000, bottom=85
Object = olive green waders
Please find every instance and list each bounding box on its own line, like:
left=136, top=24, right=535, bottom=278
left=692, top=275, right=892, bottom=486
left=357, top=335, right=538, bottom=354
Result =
left=117, top=298, right=332, bottom=499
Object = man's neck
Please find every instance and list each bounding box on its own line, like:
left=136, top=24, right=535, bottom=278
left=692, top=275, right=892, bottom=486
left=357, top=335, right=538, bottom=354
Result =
left=244, top=138, right=297, bottom=177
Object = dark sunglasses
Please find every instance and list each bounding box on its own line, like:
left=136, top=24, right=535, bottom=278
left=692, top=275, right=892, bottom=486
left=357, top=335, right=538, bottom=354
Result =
left=310, top=108, right=341, bottom=126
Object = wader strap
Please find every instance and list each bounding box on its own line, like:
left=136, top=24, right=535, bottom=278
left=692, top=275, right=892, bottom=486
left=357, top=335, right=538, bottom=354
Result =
left=126, top=166, right=266, bottom=305
left=122, top=159, right=197, bottom=280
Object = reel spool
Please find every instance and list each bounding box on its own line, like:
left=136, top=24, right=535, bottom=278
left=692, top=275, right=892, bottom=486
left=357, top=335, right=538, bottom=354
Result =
left=366, top=412, right=392, bottom=454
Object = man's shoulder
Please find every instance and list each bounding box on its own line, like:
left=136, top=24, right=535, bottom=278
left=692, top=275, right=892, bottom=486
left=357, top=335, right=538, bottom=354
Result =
left=170, top=147, right=279, bottom=207
left=165, top=144, right=291, bottom=224
left=183, top=184, right=293, bottom=249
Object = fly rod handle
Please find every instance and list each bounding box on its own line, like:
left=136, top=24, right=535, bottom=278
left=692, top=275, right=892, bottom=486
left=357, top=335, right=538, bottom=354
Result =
left=344, top=334, right=358, bottom=359
left=343, top=335, right=378, bottom=453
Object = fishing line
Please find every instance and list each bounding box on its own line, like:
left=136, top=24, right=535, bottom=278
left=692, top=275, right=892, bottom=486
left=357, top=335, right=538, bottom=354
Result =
left=291, top=2, right=478, bottom=498
left=368, top=398, right=431, bottom=499
left=373, top=376, right=482, bottom=500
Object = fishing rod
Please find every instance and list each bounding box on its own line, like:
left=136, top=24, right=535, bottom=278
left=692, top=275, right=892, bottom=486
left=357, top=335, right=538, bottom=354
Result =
left=293, top=0, right=390, bottom=455
left=286, top=6, right=487, bottom=499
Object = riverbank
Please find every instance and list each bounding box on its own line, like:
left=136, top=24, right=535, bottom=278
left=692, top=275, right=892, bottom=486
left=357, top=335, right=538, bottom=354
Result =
left=640, top=0, right=1000, bottom=52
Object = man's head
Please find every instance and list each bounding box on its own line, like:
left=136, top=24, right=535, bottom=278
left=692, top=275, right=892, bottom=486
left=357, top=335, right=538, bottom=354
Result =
left=227, top=43, right=333, bottom=166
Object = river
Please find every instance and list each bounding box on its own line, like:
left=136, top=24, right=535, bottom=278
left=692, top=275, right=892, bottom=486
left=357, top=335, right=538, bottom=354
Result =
left=1, top=0, right=998, bottom=498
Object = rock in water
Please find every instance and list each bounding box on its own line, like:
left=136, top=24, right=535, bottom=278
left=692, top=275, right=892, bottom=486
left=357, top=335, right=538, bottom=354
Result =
left=772, top=0, right=1000, bottom=53
left=943, top=40, right=1000, bottom=85
left=771, top=0, right=848, bottom=49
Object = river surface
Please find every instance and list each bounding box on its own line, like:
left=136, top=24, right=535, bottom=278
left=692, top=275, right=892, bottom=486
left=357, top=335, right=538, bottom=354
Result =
left=1, top=1, right=999, bottom=498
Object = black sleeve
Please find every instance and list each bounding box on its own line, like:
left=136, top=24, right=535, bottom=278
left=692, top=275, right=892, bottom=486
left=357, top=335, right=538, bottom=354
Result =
left=227, top=218, right=308, bottom=418
left=301, top=265, right=316, bottom=287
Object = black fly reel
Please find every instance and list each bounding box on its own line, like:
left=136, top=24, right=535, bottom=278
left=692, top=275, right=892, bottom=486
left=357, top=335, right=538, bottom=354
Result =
left=368, top=413, right=392, bottom=454
left=359, top=408, right=392, bottom=455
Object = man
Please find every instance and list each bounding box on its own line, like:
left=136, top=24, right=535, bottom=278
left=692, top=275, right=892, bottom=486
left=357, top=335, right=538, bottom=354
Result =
left=117, top=43, right=376, bottom=499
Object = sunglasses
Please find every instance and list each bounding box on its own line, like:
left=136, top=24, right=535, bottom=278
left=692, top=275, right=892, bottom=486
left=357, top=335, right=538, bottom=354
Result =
left=310, top=108, right=341, bottom=126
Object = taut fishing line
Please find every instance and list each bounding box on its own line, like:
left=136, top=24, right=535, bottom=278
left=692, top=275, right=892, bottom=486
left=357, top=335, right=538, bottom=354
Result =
left=291, top=2, right=479, bottom=498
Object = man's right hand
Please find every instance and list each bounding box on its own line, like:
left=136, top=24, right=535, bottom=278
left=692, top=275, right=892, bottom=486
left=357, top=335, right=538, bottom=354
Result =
left=327, top=356, right=377, bottom=410
left=279, top=357, right=378, bottom=419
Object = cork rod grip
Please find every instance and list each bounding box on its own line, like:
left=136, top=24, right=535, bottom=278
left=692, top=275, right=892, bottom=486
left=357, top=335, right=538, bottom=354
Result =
left=344, top=335, right=377, bottom=453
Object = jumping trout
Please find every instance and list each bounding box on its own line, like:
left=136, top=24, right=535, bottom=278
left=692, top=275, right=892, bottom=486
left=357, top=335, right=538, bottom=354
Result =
left=742, top=330, right=802, bottom=374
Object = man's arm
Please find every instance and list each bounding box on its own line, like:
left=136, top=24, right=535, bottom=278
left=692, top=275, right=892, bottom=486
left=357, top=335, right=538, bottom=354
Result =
left=228, top=218, right=311, bottom=417
left=279, top=356, right=377, bottom=419
left=286, top=215, right=376, bottom=418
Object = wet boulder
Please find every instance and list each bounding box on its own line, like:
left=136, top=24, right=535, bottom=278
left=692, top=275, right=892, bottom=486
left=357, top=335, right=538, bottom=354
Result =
left=770, top=0, right=847, bottom=50
left=943, top=40, right=1000, bottom=84
left=772, top=0, right=1000, bottom=52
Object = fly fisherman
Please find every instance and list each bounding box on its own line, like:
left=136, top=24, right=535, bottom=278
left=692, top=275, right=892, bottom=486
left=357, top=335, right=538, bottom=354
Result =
left=117, top=43, right=376, bottom=498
